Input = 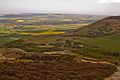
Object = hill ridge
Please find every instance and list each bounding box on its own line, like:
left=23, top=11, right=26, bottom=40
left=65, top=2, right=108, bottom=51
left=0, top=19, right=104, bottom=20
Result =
left=73, top=16, right=120, bottom=37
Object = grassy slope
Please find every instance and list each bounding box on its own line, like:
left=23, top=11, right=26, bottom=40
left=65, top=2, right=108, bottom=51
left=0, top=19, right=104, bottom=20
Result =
left=78, top=34, right=120, bottom=51
left=70, top=34, right=120, bottom=61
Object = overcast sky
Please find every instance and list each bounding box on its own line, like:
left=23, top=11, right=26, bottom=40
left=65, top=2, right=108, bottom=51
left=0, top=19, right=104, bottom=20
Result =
left=0, top=0, right=120, bottom=15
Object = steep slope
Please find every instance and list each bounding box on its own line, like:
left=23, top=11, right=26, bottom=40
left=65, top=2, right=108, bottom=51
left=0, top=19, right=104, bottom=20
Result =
left=73, top=16, right=120, bottom=37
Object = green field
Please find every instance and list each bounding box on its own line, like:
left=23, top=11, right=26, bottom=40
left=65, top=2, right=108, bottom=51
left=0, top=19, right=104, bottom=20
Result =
left=0, top=15, right=120, bottom=62
left=69, top=34, right=120, bottom=61
left=76, top=34, right=120, bottom=51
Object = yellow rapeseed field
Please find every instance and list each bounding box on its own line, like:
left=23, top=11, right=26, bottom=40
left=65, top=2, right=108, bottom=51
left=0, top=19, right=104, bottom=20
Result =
left=19, top=31, right=65, bottom=36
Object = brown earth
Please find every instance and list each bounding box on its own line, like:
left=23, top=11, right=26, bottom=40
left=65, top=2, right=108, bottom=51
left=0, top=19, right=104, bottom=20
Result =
left=0, top=61, right=116, bottom=80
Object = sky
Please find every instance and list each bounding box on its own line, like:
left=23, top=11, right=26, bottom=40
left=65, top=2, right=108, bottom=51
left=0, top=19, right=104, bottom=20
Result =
left=0, top=0, right=120, bottom=15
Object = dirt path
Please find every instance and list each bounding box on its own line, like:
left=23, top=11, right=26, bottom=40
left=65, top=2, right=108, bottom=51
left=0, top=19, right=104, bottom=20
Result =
left=105, top=67, right=120, bottom=80
left=81, top=58, right=120, bottom=80
left=81, top=58, right=114, bottom=65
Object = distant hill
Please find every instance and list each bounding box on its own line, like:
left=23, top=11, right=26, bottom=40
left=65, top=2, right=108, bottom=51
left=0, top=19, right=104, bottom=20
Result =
left=73, top=16, right=120, bottom=37
left=0, top=13, right=105, bottom=19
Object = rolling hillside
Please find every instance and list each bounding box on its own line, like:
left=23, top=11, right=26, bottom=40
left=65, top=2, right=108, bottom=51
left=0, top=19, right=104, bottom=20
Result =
left=73, top=16, right=120, bottom=37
